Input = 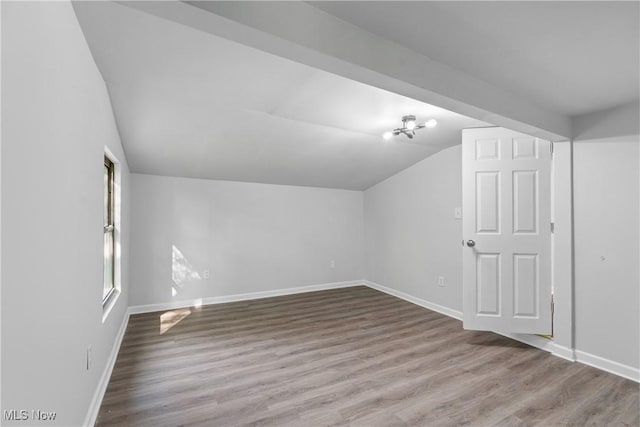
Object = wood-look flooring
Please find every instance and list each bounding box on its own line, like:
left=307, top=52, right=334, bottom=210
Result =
left=97, top=286, right=639, bottom=426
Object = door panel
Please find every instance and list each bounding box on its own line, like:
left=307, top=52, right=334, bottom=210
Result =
left=512, top=137, right=538, bottom=159
left=513, top=253, right=538, bottom=317
left=477, top=253, right=500, bottom=315
left=463, top=127, right=551, bottom=334
left=476, top=138, right=500, bottom=160
left=513, top=170, right=537, bottom=234
left=476, top=172, right=500, bottom=233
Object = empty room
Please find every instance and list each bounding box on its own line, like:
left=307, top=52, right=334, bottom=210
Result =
left=2, top=1, right=639, bottom=426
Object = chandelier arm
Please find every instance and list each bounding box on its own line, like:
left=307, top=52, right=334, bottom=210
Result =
left=383, top=116, right=436, bottom=140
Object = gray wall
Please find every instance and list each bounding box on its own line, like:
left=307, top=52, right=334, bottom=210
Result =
left=363, top=114, right=640, bottom=372
left=1, top=2, right=131, bottom=425
left=1, top=5, right=637, bottom=424
left=130, top=174, right=364, bottom=307
left=571, top=102, right=639, bottom=370
left=364, top=145, right=463, bottom=311
left=572, top=106, right=639, bottom=369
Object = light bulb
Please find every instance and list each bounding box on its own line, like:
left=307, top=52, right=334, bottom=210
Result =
left=425, top=119, right=438, bottom=128
left=382, top=131, right=393, bottom=140
left=406, top=120, right=416, bottom=130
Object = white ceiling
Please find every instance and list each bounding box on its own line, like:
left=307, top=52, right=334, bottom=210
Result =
left=309, top=1, right=639, bottom=117
left=74, top=1, right=638, bottom=190
left=73, top=1, right=488, bottom=190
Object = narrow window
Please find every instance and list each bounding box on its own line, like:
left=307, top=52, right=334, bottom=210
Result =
left=103, top=156, right=115, bottom=304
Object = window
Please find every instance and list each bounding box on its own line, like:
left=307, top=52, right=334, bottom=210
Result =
left=103, top=155, right=115, bottom=304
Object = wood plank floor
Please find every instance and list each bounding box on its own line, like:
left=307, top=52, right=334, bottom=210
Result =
left=96, top=286, right=639, bottom=426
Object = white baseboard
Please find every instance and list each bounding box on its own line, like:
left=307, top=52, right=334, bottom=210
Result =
left=363, top=280, right=463, bottom=320
left=495, top=331, right=576, bottom=362
left=363, top=280, right=639, bottom=383
left=365, top=281, right=575, bottom=361
left=84, top=280, right=364, bottom=426
left=86, top=278, right=638, bottom=427
left=84, top=309, right=129, bottom=427
left=575, top=349, right=639, bottom=383
left=550, top=343, right=576, bottom=362
left=128, top=280, right=364, bottom=315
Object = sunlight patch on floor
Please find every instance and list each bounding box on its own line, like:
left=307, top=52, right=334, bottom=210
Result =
left=160, top=308, right=191, bottom=335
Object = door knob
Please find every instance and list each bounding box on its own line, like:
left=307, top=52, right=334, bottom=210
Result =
left=466, top=240, right=476, bottom=247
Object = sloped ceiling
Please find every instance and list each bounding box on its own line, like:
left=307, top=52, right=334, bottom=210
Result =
left=310, top=1, right=639, bottom=118
left=73, top=1, right=488, bottom=190
left=75, top=1, right=639, bottom=190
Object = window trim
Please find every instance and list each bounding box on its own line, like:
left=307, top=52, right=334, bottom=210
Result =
left=103, top=156, right=115, bottom=305
left=103, top=148, right=121, bottom=320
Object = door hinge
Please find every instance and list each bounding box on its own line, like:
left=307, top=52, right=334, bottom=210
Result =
left=550, top=141, right=554, bottom=158
left=551, top=293, right=555, bottom=337
left=550, top=222, right=555, bottom=233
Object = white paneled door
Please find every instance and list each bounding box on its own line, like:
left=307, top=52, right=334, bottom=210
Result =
left=462, top=127, right=552, bottom=334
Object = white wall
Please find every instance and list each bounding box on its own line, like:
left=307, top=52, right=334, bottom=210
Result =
left=573, top=135, right=639, bottom=370
left=570, top=102, right=639, bottom=372
left=572, top=102, right=639, bottom=141
left=1, top=2, right=130, bottom=426
left=364, top=129, right=640, bottom=376
left=1, top=11, right=636, bottom=427
left=130, top=174, right=363, bottom=307
left=364, top=145, right=463, bottom=311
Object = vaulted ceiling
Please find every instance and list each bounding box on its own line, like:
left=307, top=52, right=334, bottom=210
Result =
left=74, top=1, right=488, bottom=190
left=310, top=1, right=639, bottom=118
left=73, top=1, right=639, bottom=190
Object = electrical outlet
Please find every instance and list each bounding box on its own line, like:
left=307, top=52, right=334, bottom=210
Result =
left=203, top=269, right=210, bottom=279
left=86, top=345, right=92, bottom=370
left=329, top=260, right=335, bottom=269
left=438, top=276, right=445, bottom=287
left=454, top=207, right=462, bottom=219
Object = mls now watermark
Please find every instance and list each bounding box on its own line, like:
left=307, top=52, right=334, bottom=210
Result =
left=4, top=409, right=57, bottom=421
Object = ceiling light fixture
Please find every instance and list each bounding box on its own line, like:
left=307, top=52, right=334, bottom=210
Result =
left=383, top=115, right=437, bottom=140
left=424, top=119, right=438, bottom=128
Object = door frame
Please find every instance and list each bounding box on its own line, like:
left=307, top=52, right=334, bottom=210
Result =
left=495, top=140, right=575, bottom=360
left=550, top=140, right=574, bottom=359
